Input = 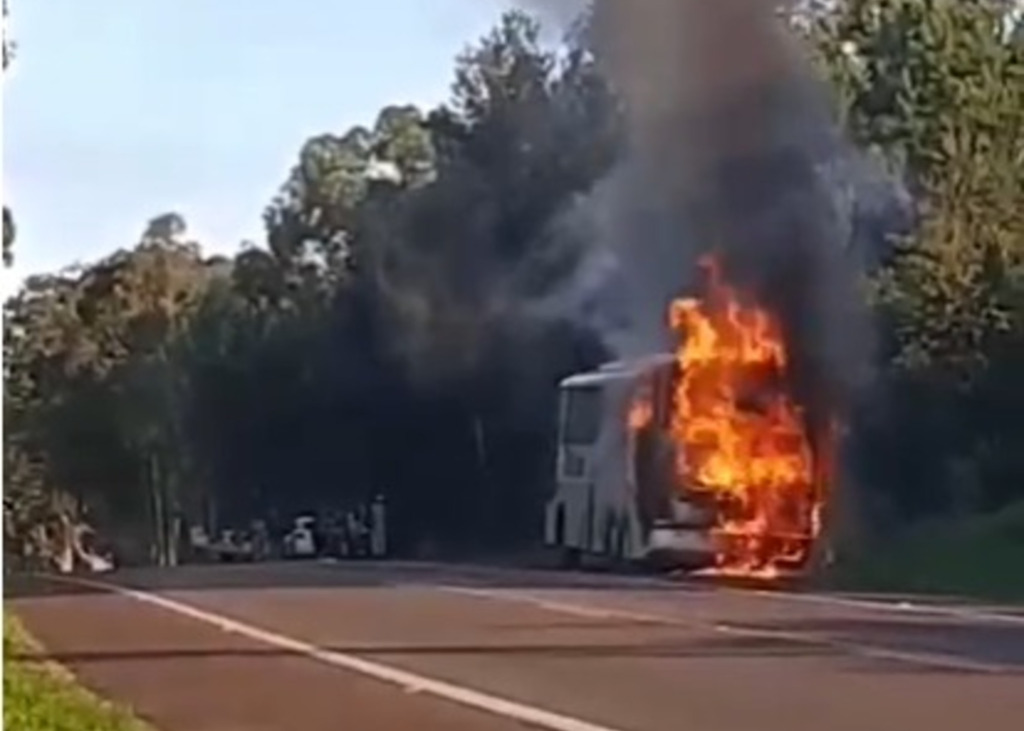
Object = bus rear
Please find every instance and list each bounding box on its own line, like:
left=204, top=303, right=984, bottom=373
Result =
left=544, top=357, right=716, bottom=570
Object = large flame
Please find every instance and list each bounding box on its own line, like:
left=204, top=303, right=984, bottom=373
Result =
left=668, top=255, right=826, bottom=578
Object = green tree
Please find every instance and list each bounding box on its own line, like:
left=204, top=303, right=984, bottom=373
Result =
left=3, top=215, right=213, bottom=565
left=811, top=0, right=1024, bottom=515
left=264, top=104, right=436, bottom=280
left=3, top=0, right=15, bottom=267
left=3, top=9, right=616, bottom=562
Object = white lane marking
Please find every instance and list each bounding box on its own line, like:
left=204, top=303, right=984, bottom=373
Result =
left=44, top=574, right=627, bottom=731
left=442, top=586, right=657, bottom=623
left=401, top=560, right=1024, bottom=626
left=439, top=586, right=1019, bottom=675
left=742, top=588, right=1024, bottom=626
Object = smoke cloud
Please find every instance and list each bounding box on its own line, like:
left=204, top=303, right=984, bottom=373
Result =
left=509, top=0, right=588, bottom=30
left=510, top=0, right=910, bottom=554
left=386, top=0, right=902, bottom=425
left=534, top=0, right=891, bottom=423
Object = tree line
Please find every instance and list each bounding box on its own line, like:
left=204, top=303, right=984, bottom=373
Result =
left=4, top=1, right=1023, bottom=566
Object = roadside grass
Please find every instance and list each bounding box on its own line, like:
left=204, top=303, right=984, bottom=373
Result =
left=828, top=501, right=1024, bottom=604
left=3, top=612, right=150, bottom=731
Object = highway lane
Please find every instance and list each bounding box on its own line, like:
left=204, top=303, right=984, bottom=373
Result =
left=9, top=561, right=1024, bottom=731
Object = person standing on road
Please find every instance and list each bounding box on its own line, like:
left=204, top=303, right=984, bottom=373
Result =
left=347, top=508, right=364, bottom=558
left=252, top=519, right=269, bottom=561
left=370, top=495, right=387, bottom=558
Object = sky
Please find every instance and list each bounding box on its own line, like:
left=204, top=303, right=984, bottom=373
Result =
left=1, top=0, right=517, bottom=293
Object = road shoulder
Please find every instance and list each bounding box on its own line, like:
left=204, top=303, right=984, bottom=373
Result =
left=9, top=576, right=540, bottom=731
left=4, top=611, right=150, bottom=731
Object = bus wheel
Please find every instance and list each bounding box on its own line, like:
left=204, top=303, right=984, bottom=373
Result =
left=560, top=547, right=582, bottom=569
left=603, top=516, right=616, bottom=558
left=553, top=504, right=566, bottom=546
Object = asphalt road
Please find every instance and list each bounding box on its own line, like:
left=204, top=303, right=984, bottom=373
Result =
left=7, top=560, right=1024, bottom=731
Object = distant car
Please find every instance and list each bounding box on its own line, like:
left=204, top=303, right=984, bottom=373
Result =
left=283, top=516, right=318, bottom=559
left=201, top=529, right=255, bottom=563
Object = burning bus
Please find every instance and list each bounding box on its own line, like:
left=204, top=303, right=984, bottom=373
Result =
left=544, top=255, right=833, bottom=579
left=544, top=353, right=718, bottom=570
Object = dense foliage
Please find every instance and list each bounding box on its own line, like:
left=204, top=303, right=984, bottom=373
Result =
left=3, top=0, right=15, bottom=266
left=4, top=2, right=1023, bottom=565
left=808, top=0, right=1024, bottom=525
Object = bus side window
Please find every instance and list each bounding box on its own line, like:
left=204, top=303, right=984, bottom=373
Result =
left=562, top=386, right=603, bottom=446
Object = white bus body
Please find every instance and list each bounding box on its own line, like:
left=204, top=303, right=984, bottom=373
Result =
left=544, top=355, right=717, bottom=569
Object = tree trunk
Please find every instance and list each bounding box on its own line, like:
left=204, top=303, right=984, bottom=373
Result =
left=471, top=414, right=493, bottom=543
left=165, top=466, right=180, bottom=569
left=148, top=452, right=167, bottom=566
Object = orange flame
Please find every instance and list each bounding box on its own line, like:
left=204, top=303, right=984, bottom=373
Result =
left=669, top=255, right=825, bottom=577
left=628, top=395, right=654, bottom=432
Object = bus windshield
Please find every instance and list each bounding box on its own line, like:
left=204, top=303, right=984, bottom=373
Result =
left=561, top=385, right=603, bottom=446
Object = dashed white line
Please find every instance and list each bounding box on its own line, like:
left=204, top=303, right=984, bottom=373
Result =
left=407, top=560, right=1024, bottom=626
left=438, top=585, right=1019, bottom=675
left=45, top=574, right=628, bottom=731
left=744, top=588, right=1024, bottom=626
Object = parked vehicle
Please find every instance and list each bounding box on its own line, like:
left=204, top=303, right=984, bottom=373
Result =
left=283, top=515, right=318, bottom=559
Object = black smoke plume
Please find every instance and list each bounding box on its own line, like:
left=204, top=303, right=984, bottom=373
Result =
left=544, top=0, right=891, bottom=424
left=527, top=0, right=910, bottom=556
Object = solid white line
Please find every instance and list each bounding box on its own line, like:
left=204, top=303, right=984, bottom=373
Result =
left=46, top=574, right=627, bottom=731
left=439, top=585, right=1018, bottom=675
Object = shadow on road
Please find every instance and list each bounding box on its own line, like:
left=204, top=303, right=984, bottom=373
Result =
left=8, top=561, right=1024, bottom=676
left=9, top=633, right=829, bottom=663
left=749, top=616, right=1024, bottom=670
left=3, top=560, right=715, bottom=599
left=11, top=630, right=1015, bottom=678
